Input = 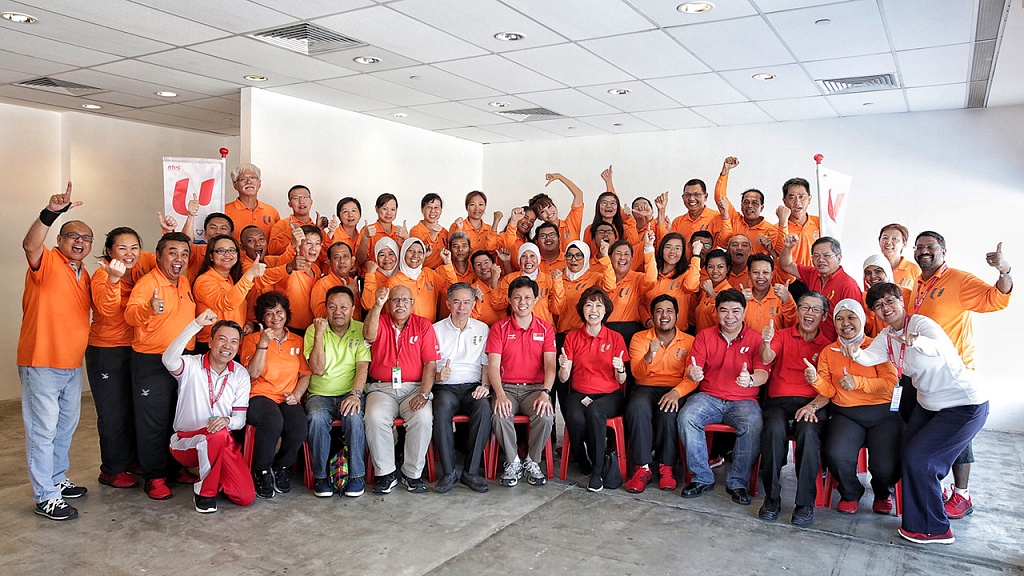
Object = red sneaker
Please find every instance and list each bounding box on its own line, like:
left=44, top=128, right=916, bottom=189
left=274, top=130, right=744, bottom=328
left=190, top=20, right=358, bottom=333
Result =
left=872, top=496, right=893, bottom=515
left=144, top=478, right=173, bottom=500
left=625, top=466, right=652, bottom=493
left=898, top=527, right=955, bottom=544
left=708, top=455, right=725, bottom=469
left=941, top=483, right=953, bottom=503
left=944, top=492, right=973, bottom=519
left=172, top=468, right=200, bottom=484
left=837, top=499, right=858, bottom=514
left=658, top=464, right=677, bottom=491
left=98, top=472, right=139, bottom=489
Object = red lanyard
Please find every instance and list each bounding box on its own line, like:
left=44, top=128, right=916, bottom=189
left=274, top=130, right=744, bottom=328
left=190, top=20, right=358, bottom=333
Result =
left=913, top=265, right=946, bottom=315
left=885, top=323, right=908, bottom=379
left=203, top=354, right=230, bottom=409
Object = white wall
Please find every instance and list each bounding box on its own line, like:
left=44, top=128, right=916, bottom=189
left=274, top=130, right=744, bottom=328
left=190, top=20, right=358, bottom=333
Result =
left=244, top=88, right=483, bottom=227
left=482, top=105, right=1024, bottom=432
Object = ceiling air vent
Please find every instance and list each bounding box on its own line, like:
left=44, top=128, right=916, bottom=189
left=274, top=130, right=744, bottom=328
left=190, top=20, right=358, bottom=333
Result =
left=495, top=107, right=565, bottom=122
left=249, top=23, right=366, bottom=55
left=816, top=73, right=899, bottom=95
left=15, top=77, right=103, bottom=96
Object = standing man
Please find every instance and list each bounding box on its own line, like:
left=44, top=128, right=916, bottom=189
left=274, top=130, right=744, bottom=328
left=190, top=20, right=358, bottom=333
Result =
left=19, top=183, right=92, bottom=520
left=779, top=236, right=862, bottom=342
left=670, top=176, right=732, bottom=248
left=362, top=285, right=440, bottom=494
left=487, top=277, right=557, bottom=488
left=775, top=177, right=819, bottom=269
left=432, top=283, right=492, bottom=493
left=714, top=157, right=782, bottom=256
left=304, top=286, right=371, bottom=498
left=267, top=185, right=328, bottom=257
left=225, top=163, right=280, bottom=240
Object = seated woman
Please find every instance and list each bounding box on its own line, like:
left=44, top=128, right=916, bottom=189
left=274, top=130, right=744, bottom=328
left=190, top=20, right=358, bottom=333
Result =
left=386, top=237, right=456, bottom=322
left=193, top=234, right=265, bottom=354
left=809, top=299, right=900, bottom=515
left=240, top=291, right=310, bottom=499
left=558, top=286, right=628, bottom=493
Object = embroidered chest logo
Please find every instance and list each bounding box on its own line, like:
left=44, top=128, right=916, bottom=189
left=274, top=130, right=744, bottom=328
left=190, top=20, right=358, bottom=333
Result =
left=600, top=343, right=611, bottom=353
left=739, top=346, right=750, bottom=354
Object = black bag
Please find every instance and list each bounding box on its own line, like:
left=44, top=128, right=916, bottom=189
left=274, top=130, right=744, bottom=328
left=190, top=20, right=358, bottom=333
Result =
left=602, top=449, right=623, bottom=490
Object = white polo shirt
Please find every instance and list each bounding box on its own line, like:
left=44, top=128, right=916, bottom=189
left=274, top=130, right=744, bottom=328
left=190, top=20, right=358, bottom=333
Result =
left=433, top=316, right=489, bottom=385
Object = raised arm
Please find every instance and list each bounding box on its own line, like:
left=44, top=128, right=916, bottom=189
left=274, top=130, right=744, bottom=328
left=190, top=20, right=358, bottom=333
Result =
left=24, top=182, right=81, bottom=270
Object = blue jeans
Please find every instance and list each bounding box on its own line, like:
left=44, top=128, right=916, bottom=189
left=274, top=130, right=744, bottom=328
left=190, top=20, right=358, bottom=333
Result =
left=20, top=366, right=83, bottom=502
left=678, top=392, right=762, bottom=489
left=305, top=394, right=366, bottom=480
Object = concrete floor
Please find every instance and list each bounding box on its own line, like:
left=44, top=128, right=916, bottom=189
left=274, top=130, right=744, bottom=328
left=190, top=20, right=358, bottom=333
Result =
left=1, top=395, right=1022, bottom=576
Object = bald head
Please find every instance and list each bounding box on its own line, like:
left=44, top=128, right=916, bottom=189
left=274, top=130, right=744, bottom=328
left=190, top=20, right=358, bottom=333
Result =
left=56, top=220, right=94, bottom=262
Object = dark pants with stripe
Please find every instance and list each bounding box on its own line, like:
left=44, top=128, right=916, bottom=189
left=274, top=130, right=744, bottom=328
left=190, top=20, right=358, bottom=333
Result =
left=130, top=351, right=180, bottom=480
left=85, top=345, right=136, bottom=475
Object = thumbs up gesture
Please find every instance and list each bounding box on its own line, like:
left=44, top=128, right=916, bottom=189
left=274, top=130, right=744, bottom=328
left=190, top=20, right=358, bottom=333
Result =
left=688, top=357, right=704, bottom=382
left=558, top=348, right=571, bottom=371
left=438, top=359, right=452, bottom=382
left=290, top=220, right=304, bottom=248
left=986, top=241, right=1010, bottom=274
left=736, top=362, right=753, bottom=388
left=802, top=358, right=818, bottom=384
left=739, top=283, right=753, bottom=302
left=612, top=351, right=625, bottom=373
left=396, top=219, right=410, bottom=240
left=151, top=288, right=165, bottom=315
left=244, top=252, right=266, bottom=280
left=364, top=220, right=376, bottom=238
left=839, top=367, right=856, bottom=391
left=761, top=318, right=775, bottom=344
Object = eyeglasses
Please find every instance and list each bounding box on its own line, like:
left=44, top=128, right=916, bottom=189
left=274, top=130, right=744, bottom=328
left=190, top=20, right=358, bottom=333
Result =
left=598, top=200, right=618, bottom=207
left=235, top=176, right=259, bottom=182
left=537, top=232, right=559, bottom=240
left=212, top=248, right=238, bottom=255
left=61, top=232, right=94, bottom=242
left=797, top=305, right=825, bottom=314
left=914, top=243, right=941, bottom=251
left=389, top=297, right=413, bottom=304
left=290, top=195, right=311, bottom=201
left=682, top=193, right=705, bottom=200
left=811, top=253, right=836, bottom=261
left=565, top=252, right=584, bottom=261
left=871, top=296, right=901, bottom=311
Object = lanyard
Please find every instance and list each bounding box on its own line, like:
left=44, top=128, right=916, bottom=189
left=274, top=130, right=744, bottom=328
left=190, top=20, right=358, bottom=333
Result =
left=885, top=326, right=908, bottom=379
left=913, top=265, right=947, bottom=315
left=203, top=354, right=231, bottom=409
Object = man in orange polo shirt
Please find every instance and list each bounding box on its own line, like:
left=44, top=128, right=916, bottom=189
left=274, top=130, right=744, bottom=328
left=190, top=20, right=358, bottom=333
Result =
left=224, top=163, right=280, bottom=240
left=714, top=157, right=783, bottom=256
left=266, top=185, right=328, bottom=258
left=125, top=232, right=199, bottom=501
left=19, top=183, right=93, bottom=521
left=670, top=176, right=733, bottom=248
left=775, top=177, right=820, bottom=292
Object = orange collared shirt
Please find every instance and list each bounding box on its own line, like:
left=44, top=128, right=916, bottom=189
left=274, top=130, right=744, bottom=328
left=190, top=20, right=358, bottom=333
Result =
left=670, top=207, right=733, bottom=249
left=193, top=269, right=255, bottom=342
left=643, top=260, right=701, bottom=331
left=744, top=290, right=797, bottom=334
left=449, top=219, right=498, bottom=254
left=629, top=328, right=697, bottom=391
left=125, top=268, right=196, bottom=354
left=608, top=252, right=657, bottom=323
left=225, top=198, right=280, bottom=240
left=386, top=264, right=458, bottom=323
left=494, top=271, right=565, bottom=326
left=240, top=331, right=310, bottom=403
left=892, top=257, right=921, bottom=290
left=274, top=264, right=320, bottom=332
left=812, top=338, right=898, bottom=407
left=470, top=280, right=508, bottom=326
left=694, top=280, right=733, bottom=333
left=18, top=247, right=92, bottom=368
left=714, top=173, right=784, bottom=256
left=554, top=257, right=616, bottom=333
left=311, top=272, right=363, bottom=321
left=410, top=221, right=450, bottom=269
left=781, top=215, right=820, bottom=268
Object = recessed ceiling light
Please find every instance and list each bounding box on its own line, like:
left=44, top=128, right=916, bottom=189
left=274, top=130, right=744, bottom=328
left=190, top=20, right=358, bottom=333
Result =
left=607, top=88, right=631, bottom=95
left=752, top=73, right=777, bottom=81
left=392, top=112, right=408, bottom=118
left=862, top=102, right=874, bottom=106
left=815, top=18, right=831, bottom=25
left=408, top=75, right=421, bottom=80
left=494, top=32, right=525, bottom=41
left=244, top=75, right=268, bottom=82
left=155, top=91, right=178, bottom=97
left=1, top=12, right=37, bottom=23
left=488, top=101, right=510, bottom=108
left=677, top=2, right=714, bottom=14
left=567, top=126, right=576, bottom=130
left=353, top=56, right=381, bottom=65
left=81, top=104, right=103, bottom=110
left=612, top=123, right=624, bottom=127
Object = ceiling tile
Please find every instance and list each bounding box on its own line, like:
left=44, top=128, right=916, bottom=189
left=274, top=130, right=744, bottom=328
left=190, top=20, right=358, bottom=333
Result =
left=267, top=83, right=393, bottom=112
left=129, top=0, right=295, bottom=34
left=527, top=117, right=608, bottom=138
left=631, top=108, right=716, bottom=130
left=690, top=102, right=775, bottom=125
left=94, top=60, right=243, bottom=96
left=766, top=0, right=890, bottom=61
left=503, top=44, right=633, bottom=87
left=826, top=89, right=907, bottom=115
left=668, top=16, right=795, bottom=70
left=313, top=47, right=423, bottom=74
left=0, top=84, right=132, bottom=112
left=882, top=0, right=974, bottom=51
left=179, top=97, right=241, bottom=115
left=18, top=0, right=229, bottom=44
left=458, top=95, right=543, bottom=112
left=0, top=67, right=35, bottom=84
left=514, top=88, right=619, bottom=117
left=111, top=108, right=235, bottom=133
left=751, top=0, right=843, bottom=11
left=577, top=81, right=682, bottom=112
left=2, top=1, right=171, bottom=57
left=719, top=64, right=820, bottom=100
left=905, top=83, right=967, bottom=111
left=51, top=69, right=211, bottom=103
left=139, top=103, right=239, bottom=124
left=576, top=113, right=661, bottom=134
left=313, top=5, right=488, bottom=64
left=372, top=66, right=501, bottom=101
left=250, top=0, right=373, bottom=20
left=0, top=27, right=122, bottom=68
left=579, top=30, right=710, bottom=80
left=630, top=0, right=758, bottom=26
left=756, top=96, right=838, bottom=121
left=500, top=0, right=654, bottom=41
left=435, top=55, right=564, bottom=94
left=391, top=0, right=566, bottom=52
left=802, top=53, right=897, bottom=81
left=647, top=73, right=747, bottom=107
left=479, top=121, right=562, bottom=140
left=318, top=75, right=445, bottom=107
left=88, top=91, right=168, bottom=108
left=362, top=107, right=465, bottom=130
left=190, top=37, right=355, bottom=82
left=139, top=49, right=307, bottom=88
left=0, top=49, right=76, bottom=77
left=897, top=44, right=972, bottom=88
left=407, top=101, right=511, bottom=126
left=436, top=126, right=519, bottom=144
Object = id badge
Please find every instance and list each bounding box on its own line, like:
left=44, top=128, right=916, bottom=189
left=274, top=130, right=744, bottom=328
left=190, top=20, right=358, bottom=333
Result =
left=889, top=385, right=903, bottom=412
left=392, top=366, right=402, bottom=390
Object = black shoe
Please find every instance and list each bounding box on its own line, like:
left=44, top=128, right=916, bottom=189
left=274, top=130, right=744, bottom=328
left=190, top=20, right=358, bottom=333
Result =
left=587, top=474, right=604, bottom=493
left=273, top=467, right=291, bottom=494
left=758, top=498, right=780, bottom=522
left=402, top=475, right=427, bottom=493
left=373, top=472, right=398, bottom=494
left=313, top=477, right=334, bottom=498
left=681, top=481, right=715, bottom=498
left=254, top=469, right=275, bottom=499
left=726, top=487, right=751, bottom=505
left=434, top=471, right=458, bottom=493
left=194, top=494, right=218, bottom=514
left=460, top=472, right=489, bottom=493
left=34, top=497, right=78, bottom=521
left=57, top=479, right=88, bottom=499
left=792, top=505, right=814, bottom=527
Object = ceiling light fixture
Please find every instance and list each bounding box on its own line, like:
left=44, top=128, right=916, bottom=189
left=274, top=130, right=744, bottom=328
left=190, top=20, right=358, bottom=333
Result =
left=488, top=101, right=510, bottom=108
left=607, top=88, right=631, bottom=95
left=155, top=91, right=178, bottom=97
left=815, top=18, right=831, bottom=25
left=862, top=102, right=874, bottom=106
left=392, top=112, right=408, bottom=118
left=612, top=123, right=624, bottom=126
left=244, top=75, right=268, bottom=82
left=677, top=2, right=714, bottom=14
left=353, top=56, right=381, bottom=65
left=1, top=12, right=37, bottom=23
left=81, top=104, right=102, bottom=110
left=752, top=73, right=777, bottom=81
left=494, top=32, right=525, bottom=41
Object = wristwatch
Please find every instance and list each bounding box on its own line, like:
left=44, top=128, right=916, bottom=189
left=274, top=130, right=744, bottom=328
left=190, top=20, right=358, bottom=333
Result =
left=540, top=389, right=552, bottom=396
left=351, top=389, right=363, bottom=398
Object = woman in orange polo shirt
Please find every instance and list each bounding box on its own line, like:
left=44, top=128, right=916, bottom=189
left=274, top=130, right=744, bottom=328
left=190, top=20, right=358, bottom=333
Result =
left=193, top=234, right=265, bottom=354
left=356, top=193, right=406, bottom=267
left=330, top=196, right=363, bottom=254
left=450, top=190, right=500, bottom=254
left=644, top=233, right=700, bottom=331
left=361, top=237, right=399, bottom=312
left=606, top=232, right=657, bottom=355
left=240, top=291, right=311, bottom=499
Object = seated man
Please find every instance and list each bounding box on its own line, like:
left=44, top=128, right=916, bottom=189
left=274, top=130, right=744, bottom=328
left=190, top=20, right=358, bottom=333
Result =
left=304, top=286, right=371, bottom=498
left=679, top=289, right=768, bottom=505
left=487, top=277, right=557, bottom=488
left=163, top=311, right=254, bottom=514
left=362, top=285, right=439, bottom=494
left=432, top=283, right=492, bottom=493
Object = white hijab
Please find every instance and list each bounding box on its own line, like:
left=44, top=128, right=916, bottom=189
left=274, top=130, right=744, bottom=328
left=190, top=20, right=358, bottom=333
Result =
left=833, top=298, right=866, bottom=346
left=399, top=237, right=425, bottom=280
left=518, top=242, right=541, bottom=281
left=565, top=240, right=591, bottom=281
left=862, top=253, right=894, bottom=290
left=374, top=237, right=399, bottom=278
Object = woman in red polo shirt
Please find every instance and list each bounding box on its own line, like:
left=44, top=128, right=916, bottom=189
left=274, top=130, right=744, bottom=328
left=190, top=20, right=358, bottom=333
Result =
left=558, top=285, right=628, bottom=492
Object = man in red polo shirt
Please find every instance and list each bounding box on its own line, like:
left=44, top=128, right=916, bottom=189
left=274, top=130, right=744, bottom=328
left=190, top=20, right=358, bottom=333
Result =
left=487, top=277, right=557, bottom=488
left=779, top=235, right=861, bottom=341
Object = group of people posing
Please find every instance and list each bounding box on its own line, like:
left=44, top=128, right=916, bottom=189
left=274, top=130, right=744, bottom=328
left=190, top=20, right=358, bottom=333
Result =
left=19, top=158, right=1009, bottom=548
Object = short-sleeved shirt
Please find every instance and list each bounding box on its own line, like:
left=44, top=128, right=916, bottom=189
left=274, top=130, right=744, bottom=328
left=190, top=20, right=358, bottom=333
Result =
left=18, top=247, right=92, bottom=368
left=368, top=313, right=441, bottom=383
left=690, top=325, right=767, bottom=402
left=240, top=331, right=311, bottom=403
left=564, top=325, right=629, bottom=395
left=796, top=264, right=862, bottom=341
left=670, top=207, right=732, bottom=249
left=225, top=198, right=280, bottom=240
left=765, top=327, right=831, bottom=398
left=433, top=316, right=489, bottom=385
left=303, top=320, right=371, bottom=397
left=485, top=315, right=556, bottom=383
left=411, top=221, right=450, bottom=269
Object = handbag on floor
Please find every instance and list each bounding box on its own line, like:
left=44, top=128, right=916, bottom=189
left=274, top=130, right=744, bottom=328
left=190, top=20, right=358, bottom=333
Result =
left=602, top=449, right=623, bottom=490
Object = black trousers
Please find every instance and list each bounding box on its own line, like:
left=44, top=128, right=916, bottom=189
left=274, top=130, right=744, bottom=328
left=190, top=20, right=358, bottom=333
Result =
left=825, top=403, right=903, bottom=502
left=431, top=383, right=491, bottom=476
left=246, top=396, right=307, bottom=472
left=130, top=351, right=180, bottom=480
left=565, top=390, right=623, bottom=475
left=625, top=385, right=678, bottom=467
left=760, top=396, right=827, bottom=506
left=85, top=345, right=137, bottom=475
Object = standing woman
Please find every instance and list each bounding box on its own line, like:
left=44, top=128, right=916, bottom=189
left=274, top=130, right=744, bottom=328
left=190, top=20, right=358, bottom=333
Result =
left=330, top=197, right=363, bottom=254
left=850, top=283, right=988, bottom=544
left=450, top=190, right=501, bottom=254
left=498, top=206, right=536, bottom=271
left=240, top=291, right=311, bottom=498
left=644, top=233, right=701, bottom=331
left=193, top=234, right=266, bottom=354
left=878, top=224, right=921, bottom=290
left=361, top=237, right=400, bottom=312
left=356, top=193, right=408, bottom=266
left=386, top=237, right=456, bottom=322
left=605, top=231, right=657, bottom=359
left=558, top=286, right=629, bottom=492
left=862, top=254, right=910, bottom=337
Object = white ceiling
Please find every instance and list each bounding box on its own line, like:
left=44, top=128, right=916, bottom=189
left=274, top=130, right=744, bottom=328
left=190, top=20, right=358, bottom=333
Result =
left=0, top=0, right=1019, bottom=143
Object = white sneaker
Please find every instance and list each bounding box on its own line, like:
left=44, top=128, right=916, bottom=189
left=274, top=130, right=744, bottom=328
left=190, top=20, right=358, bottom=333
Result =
left=501, top=460, right=523, bottom=487
left=524, top=459, right=546, bottom=486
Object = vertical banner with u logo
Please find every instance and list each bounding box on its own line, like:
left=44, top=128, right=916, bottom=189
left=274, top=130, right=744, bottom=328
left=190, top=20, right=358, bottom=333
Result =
left=163, top=157, right=226, bottom=245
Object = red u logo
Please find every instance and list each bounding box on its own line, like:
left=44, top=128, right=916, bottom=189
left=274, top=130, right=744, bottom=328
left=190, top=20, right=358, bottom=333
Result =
left=172, top=178, right=214, bottom=215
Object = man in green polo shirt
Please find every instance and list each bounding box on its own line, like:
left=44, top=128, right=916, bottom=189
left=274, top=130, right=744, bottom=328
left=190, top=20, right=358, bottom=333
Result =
left=304, top=286, right=371, bottom=497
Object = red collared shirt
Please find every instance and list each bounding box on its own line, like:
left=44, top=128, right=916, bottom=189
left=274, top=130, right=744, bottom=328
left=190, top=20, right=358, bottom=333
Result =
left=564, top=325, right=628, bottom=395
left=485, top=314, right=555, bottom=383
left=796, top=264, right=862, bottom=341
left=765, top=327, right=831, bottom=398
left=368, top=313, right=440, bottom=383
left=690, top=324, right=767, bottom=402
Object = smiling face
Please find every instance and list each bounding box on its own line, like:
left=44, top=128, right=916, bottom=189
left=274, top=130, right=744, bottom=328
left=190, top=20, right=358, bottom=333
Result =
left=863, top=264, right=888, bottom=287
left=706, top=255, right=728, bottom=285
left=870, top=293, right=905, bottom=326
left=740, top=190, right=763, bottom=221
left=749, top=260, right=772, bottom=293
left=377, top=199, right=397, bottom=224
left=209, top=324, right=241, bottom=366
left=387, top=285, right=413, bottom=322
left=326, top=291, right=353, bottom=329
left=422, top=198, right=442, bottom=224
left=261, top=303, right=288, bottom=332
left=519, top=250, right=539, bottom=275
left=652, top=300, right=677, bottom=333
left=329, top=244, right=353, bottom=278
left=611, top=244, right=633, bottom=275
left=377, top=246, right=397, bottom=271
left=913, top=235, right=946, bottom=273
left=210, top=237, right=239, bottom=273
left=716, top=301, right=745, bottom=333
left=517, top=208, right=537, bottom=234
left=811, top=243, right=841, bottom=275
left=510, top=286, right=537, bottom=319
left=300, top=232, right=322, bottom=262
left=157, top=240, right=189, bottom=282
left=581, top=296, right=606, bottom=327
left=471, top=254, right=493, bottom=282
left=835, top=309, right=863, bottom=341
left=403, top=242, right=424, bottom=269
left=448, top=287, right=476, bottom=322
left=682, top=184, right=707, bottom=214
left=536, top=226, right=560, bottom=254
left=108, top=232, right=141, bottom=268
left=598, top=193, right=619, bottom=219
left=727, top=235, right=751, bottom=268
left=233, top=169, right=260, bottom=199
left=338, top=200, right=361, bottom=228
left=796, top=295, right=825, bottom=334
left=57, top=221, right=94, bottom=263
left=450, top=237, right=471, bottom=263
left=240, top=228, right=266, bottom=260
left=661, top=238, right=684, bottom=268
left=535, top=199, right=558, bottom=223
left=466, top=194, right=486, bottom=221
left=879, top=227, right=905, bottom=261
left=287, top=187, right=312, bottom=218
left=205, top=217, right=233, bottom=239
